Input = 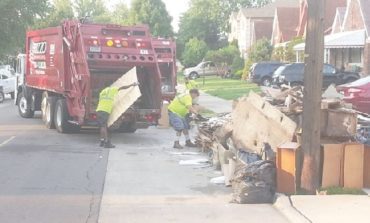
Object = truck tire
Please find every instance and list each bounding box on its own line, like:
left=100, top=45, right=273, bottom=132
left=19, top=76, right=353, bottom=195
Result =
left=41, top=92, right=57, bottom=129
left=261, top=77, right=272, bottom=87
left=189, top=72, right=199, bottom=80
left=117, top=122, right=137, bottom=133
left=54, top=98, right=80, bottom=133
left=0, top=92, right=4, bottom=103
left=18, top=91, right=35, bottom=118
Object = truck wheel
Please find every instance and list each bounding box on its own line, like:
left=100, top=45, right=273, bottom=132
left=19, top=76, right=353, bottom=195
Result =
left=189, top=72, right=198, bottom=80
left=54, top=98, right=80, bottom=133
left=41, top=92, right=57, bottom=129
left=261, top=77, right=272, bottom=87
left=117, top=122, right=137, bottom=133
left=18, top=91, right=34, bottom=118
left=0, top=92, right=4, bottom=103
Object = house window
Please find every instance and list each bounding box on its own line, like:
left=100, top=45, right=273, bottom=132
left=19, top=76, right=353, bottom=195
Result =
left=349, top=48, right=362, bottom=63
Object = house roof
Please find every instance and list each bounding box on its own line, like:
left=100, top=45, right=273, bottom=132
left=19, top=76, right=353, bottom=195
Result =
left=274, top=7, right=301, bottom=42
left=254, top=20, right=273, bottom=40
left=337, top=7, right=347, bottom=25
left=297, top=0, right=347, bottom=36
left=294, top=29, right=366, bottom=51
left=241, top=0, right=300, bottom=19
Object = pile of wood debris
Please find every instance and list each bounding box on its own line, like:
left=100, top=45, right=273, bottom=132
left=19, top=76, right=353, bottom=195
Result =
left=194, top=85, right=367, bottom=203
left=196, top=113, right=231, bottom=151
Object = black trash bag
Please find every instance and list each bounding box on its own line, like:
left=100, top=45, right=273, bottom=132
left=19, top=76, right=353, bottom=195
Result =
left=231, top=160, right=276, bottom=204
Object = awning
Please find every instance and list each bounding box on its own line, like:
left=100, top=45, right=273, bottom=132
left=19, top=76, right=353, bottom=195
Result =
left=294, top=29, right=366, bottom=51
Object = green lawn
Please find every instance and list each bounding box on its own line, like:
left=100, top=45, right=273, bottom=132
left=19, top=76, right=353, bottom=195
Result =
left=192, top=76, right=260, bottom=100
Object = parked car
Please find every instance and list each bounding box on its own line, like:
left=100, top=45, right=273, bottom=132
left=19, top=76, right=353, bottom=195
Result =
left=337, top=76, right=370, bottom=114
left=273, top=63, right=360, bottom=88
left=184, top=61, right=228, bottom=79
left=0, top=67, right=15, bottom=99
left=249, top=62, right=285, bottom=86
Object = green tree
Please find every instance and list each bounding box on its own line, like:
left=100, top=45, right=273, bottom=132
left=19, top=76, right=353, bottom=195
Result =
left=33, top=0, right=74, bottom=29
left=129, top=0, right=173, bottom=37
left=111, top=1, right=130, bottom=25
left=177, top=0, right=272, bottom=57
left=74, top=0, right=111, bottom=23
left=182, top=38, right=209, bottom=67
left=0, top=0, right=49, bottom=57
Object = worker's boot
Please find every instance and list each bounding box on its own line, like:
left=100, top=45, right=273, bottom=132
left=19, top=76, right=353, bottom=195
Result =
left=99, top=139, right=105, bottom=147
left=173, top=141, right=183, bottom=149
left=104, top=141, right=116, bottom=149
left=185, top=140, right=197, bottom=148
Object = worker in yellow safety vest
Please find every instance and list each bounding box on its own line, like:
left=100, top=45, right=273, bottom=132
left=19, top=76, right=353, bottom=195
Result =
left=168, top=89, right=200, bottom=149
left=96, top=82, right=139, bottom=148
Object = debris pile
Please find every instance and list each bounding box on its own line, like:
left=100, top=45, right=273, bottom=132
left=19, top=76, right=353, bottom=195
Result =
left=196, top=113, right=232, bottom=151
left=194, top=85, right=370, bottom=201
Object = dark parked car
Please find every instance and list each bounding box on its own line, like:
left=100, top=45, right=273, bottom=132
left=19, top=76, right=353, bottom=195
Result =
left=249, top=62, right=284, bottom=86
left=273, top=63, right=360, bottom=88
left=337, top=76, right=370, bottom=114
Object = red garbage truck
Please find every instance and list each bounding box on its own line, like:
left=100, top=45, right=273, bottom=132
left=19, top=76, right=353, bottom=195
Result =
left=15, top=20, right=163, bottom=133
left=152, top=38, right=177, bottom=101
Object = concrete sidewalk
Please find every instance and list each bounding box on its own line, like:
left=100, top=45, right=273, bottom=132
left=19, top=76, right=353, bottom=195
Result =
left=199, top=92, right=233, bottom=114
left=275, top=194, right=370, bottom=223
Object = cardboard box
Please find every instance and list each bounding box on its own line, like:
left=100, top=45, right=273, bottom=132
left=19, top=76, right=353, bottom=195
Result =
left=321, top=144, right=345, bottom=188
left=344, top=144, right=365, bottom=189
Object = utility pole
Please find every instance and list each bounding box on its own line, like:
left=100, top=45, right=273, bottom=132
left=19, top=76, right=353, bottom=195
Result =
left=300, top=0, right=325, bottom=193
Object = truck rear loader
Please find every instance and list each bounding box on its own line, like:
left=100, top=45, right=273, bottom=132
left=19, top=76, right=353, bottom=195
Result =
left=15, top=20, right=163, bottom=133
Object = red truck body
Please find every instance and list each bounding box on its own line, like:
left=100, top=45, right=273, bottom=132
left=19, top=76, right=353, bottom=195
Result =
left=17, top=20, right=163, bottom=133
left=152, top=38, right=177, bottom=101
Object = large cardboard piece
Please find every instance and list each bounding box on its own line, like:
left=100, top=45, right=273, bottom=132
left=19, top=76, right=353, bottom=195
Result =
left=232, top=92, right=297, bottom=152
left=107, top=67, right=142, bottom=127
left=343, top=144, right=365, bottom=189
left=322, top=144, right=345, bottom=188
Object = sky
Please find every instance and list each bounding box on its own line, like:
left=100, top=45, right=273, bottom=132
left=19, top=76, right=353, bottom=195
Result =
left=108, top=0, right=190, bottom=31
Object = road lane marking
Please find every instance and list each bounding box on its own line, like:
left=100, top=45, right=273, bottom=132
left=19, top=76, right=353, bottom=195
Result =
left=0, top=136, right=16, bottom=148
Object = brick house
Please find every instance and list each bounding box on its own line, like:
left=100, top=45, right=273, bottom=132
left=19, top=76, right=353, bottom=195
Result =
left=228, top=0, right=299, bottom=58
left=294, top=0, right=370, bottom=75
left=271, top=7, right=301, bottom=45
left=331, top=7, right=347, bottom=34
left=297, top=0, right=347, bottom=36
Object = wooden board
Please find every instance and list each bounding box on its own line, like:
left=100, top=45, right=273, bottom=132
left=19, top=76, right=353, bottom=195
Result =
left=364, top=146, right=370, bottom=188
left=276, top=143, right=300, bottom=194
left=107, top=67, right=142, bottom=127
left=321, top=144, right=344, bottom=188
left=232, top=92, right=297, bottom=152
left=343, top=144, right=365, bottom=189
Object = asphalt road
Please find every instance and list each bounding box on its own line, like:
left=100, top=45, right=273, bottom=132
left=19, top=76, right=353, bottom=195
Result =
left=0, top=98, right=109, bottom=223
left=0, top=97, right=289, bottom=223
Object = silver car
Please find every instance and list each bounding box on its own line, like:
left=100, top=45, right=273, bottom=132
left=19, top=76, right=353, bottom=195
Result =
left=184, top=61, right=227, bottom=79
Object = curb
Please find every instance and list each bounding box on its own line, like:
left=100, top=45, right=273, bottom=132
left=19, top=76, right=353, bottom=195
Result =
left=274, top=194, right=311, bottom=223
